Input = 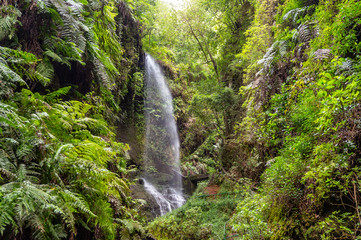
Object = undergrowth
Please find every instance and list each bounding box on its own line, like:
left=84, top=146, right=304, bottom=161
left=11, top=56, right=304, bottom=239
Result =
left=147, top=181, right=243, bottom=240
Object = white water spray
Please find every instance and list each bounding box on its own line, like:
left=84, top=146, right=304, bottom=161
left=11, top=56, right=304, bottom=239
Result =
left=143, top=54, right=185, bottom=216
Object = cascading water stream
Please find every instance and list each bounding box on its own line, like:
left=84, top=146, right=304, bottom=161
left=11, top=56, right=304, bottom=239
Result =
left=143, top=53, right=185, bottom=216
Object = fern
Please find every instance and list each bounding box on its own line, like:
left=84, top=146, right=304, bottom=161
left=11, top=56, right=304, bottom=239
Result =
left=311, top=48, right=332, bottom=60
left=36, top=0, right=124, bottom=96
left=35, top=59, right=55, bottom=86
left=0, top=58, right=27, bottom=98
left=39, top=0, right=88, bottom=53
left=257, top=40, right=289, bottom=76
left=58, top=189, right=97, bottom=219
left=0, top=102, right=25, bottom=129
left=0, top=46, right=38, bottom=65
left=0, top=46, right=55, bottom=97
left=0, top=159, right=97, bottom=240
left=92, top=198, right=117, bottom=239
left=0, top=102, right=40, bottom=165
left=42, top=37, right=84, bottom=67
left=340, top=58, right=353, bottom=71
left=0, top=199, right=16, bottom=235
left=44, top=86, right=71, bottom=102
left=44, top=50, right=69, bottom=66
left=293, top=21, right=319, bottom=44
left=117, top=219, right=145, bottom=240
left=93, top=57, right=115, bottom=89
left=283, top=6, right=314, bottom=26
left=298, top=23, right=312, bottom=42
left=1, top=88, right=137, bottom=239
left=0, top=5, right=21, bottom=41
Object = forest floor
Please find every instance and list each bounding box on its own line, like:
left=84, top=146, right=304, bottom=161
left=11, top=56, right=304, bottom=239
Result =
left=204, top=185, right=220, bottom=195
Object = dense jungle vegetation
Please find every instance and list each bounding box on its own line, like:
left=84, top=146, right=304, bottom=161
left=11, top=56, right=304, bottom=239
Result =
left=1, top=0, right=361, bottom=239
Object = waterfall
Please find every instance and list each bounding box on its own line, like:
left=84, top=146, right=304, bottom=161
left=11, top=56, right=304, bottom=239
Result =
left=143, top=53, right=185, bottom=216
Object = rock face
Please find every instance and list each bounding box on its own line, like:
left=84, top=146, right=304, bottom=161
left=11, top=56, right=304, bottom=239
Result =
left=130, top=182, right=162, bottom=220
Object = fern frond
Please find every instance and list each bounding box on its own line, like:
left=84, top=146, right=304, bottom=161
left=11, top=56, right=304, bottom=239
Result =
left=0, top=166, right=18, bottom=181
left=57, top=199, right=76, bottom=233
left=16, top=140, right=36, bottom=162
left=35, top=60, right=54, bottom=86
left=283, top=5, right=315, bottom=27
left=0, top=102, right=26, bottom=129
left=283, top=7, right=308, bottom=25
left=0, top=47, right=38, bottom=65
left=44, top=50, right=70, bottom=67
left=311, top=49, right=332, bottom=60
left=340, top=58, right=353, bottom=71
left=93, top=58, right=114, bottom=89
left=45, top=86, right=71, bottom=102
left=298, top=23, right=311, bottom=42
left=27, top=214, right=46, bottom=239
left=42, top=0, right=88, bottom=53
left=0, top=200, right=16, bottom=235
left=59, top=189, right=96, bottom=218
left=43, top=36, right=84, bottom=68
left=257, top=40, right=289, bottom=76
left=0, top=149, right=15, bottom=168
left=117, top=219, right=145, bottom=236
left=98, top=51, right=120, bottom=75
left=0, top=47, right=42, bottom=97
left=0, top=61, right=26, bottom=85
left=0, top=6, right=21, bottom=41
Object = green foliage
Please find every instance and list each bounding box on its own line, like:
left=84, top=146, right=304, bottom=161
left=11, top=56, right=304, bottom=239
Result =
left=0, top=0, right=147, bottom=238
left=230, top=192, right=272, bottom=239
left=0, top=0, right=145, bottom=115
left=147, top=182, right=241, bottom=240
left=309, top=210, right=360, bottom=239
left=1, top=0, right=358, bottom=238
left=0, top=89, right=143, bottom=239
left=141, top=0, right=361, bottom=238
left=313, top=0, right=361, bottom=56
left=210, top=0, right=361, bottom=238
left=0, top=5, right=21, bottom=41
left=0, top=46, right=41, bottom=98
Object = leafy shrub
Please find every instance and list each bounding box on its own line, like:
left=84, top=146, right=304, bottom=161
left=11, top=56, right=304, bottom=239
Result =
left=230, top=192, right=272, bottom=239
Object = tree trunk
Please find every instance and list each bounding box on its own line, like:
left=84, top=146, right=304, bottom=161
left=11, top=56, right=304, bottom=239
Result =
left=186, top=21, right=219, bottom=77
